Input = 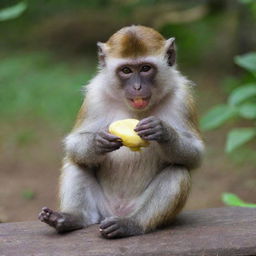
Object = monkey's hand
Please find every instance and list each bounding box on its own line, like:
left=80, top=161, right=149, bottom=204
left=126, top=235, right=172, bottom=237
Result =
left=95, top=131, right=123, bottom=154
left=135, top=116, right=204, bottom=169
left=134, top=116, right=168, bottom=143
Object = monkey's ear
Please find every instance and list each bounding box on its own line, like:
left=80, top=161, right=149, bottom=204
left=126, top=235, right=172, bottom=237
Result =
left=165, top=37, right=176, bottom=66
left=97, top=42, right=107, bottom=67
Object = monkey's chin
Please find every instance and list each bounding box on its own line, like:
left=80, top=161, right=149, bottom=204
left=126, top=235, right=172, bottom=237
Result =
left=127, top=97, right=151, bottom=111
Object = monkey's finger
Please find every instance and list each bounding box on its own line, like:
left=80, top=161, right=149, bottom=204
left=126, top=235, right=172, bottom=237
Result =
left=143, top=132, right=163, bottom=141
left=139, top=116, right=155, bottom=123
left=135, top=124, right=153, bottom=132
left=96, top=137, right=122, bottom=148
left=104, top=229, right=122, bottom=239
left=100, top=224, right=119, bottom=235
left=100, top=131, right=122, bottom=142
left=100, top=219, right=117, bottom=229
left=135, top=121, right=160, bottom=132
left=98, top=142, right=122, bottom=152
left=136, top=119, right=155, bottom=128
left=136, top=128, right=159, bottom=137
left=97, top=134, right=122, bottom=144
left=137, top=116, right=157, bottom=126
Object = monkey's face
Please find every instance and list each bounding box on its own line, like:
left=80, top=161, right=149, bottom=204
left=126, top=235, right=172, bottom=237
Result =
left=98, top=26, right=177, bottom=111
left=116, top=61, right=157, bottom=111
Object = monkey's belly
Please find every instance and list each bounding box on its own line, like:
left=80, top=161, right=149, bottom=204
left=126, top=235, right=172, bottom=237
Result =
left=98, top=146, right=161, bottom=216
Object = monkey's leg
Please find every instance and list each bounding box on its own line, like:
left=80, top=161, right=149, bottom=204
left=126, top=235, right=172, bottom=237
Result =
left=39, top=161, right=109, bottom=233
left=100, top=166, right=190, bottom=239
left=38, top=207, right=83, bottom=233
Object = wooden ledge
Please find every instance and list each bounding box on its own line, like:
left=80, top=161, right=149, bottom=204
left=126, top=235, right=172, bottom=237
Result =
left=1, top=207, right=256, bottom=256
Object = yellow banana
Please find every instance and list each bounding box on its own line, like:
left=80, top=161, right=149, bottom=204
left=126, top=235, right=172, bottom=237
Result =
left=109, top=119, right=149, bottom=151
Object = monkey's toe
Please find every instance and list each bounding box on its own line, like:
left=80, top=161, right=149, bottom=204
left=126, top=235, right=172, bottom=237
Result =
left=38, top=207, right=64, bottom=229
left=42, top=207, right=53, bottom=214
left=99, top=217, right=126, bottom=239
left=39, top=207, right=49, bottom=222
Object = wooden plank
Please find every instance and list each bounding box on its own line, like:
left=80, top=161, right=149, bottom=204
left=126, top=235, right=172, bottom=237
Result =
left=0, top=207, right=256, bottom=256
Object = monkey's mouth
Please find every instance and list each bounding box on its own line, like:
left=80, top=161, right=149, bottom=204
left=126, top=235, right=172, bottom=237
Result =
left=129, top=97, right=150, bottom=109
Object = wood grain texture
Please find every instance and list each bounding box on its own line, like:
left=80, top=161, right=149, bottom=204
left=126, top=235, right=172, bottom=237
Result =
left=1, top=207, right=256, bottom=256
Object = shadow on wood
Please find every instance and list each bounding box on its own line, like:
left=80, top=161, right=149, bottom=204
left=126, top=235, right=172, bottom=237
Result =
left=1, top=207, right=256, bottom=256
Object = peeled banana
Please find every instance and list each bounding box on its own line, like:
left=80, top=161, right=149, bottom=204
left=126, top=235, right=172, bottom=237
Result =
left=109, top=119, right=149, bottom=151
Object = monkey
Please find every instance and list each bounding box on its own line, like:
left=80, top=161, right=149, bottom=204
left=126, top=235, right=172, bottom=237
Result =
left=38, top=25, right=204, bottom=239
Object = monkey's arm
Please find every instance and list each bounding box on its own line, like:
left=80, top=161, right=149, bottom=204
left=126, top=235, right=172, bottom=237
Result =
left=135, top=116, right=204, bottom=169
left=64, top=130, right=122, bottom=166
left=159, top=126, right=203, bottom=169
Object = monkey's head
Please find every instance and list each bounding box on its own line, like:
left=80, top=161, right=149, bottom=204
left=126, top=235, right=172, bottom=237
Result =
left=97, top=25, right=176, bottom=112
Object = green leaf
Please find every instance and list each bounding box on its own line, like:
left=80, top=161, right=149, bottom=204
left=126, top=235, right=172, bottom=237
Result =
left=239, top=0, right=255, bottom=3
left=234, top=53, right=256, bottom=73
left=0, top=2, right=27, bottom=21
left=238, top=103, right=256, bottom=119
left=226, top=128, right=256, bottom=153
left=222, top=193, right=245, bottom=206
left=228, top=83, right=256, bottom=105
left=22, top=189, right=36, bottom=200
left=222, top=193, right=256, bottom=208
left=222, top=76, right=242, bottom=93
left=200, top=105, right=237, bottom=131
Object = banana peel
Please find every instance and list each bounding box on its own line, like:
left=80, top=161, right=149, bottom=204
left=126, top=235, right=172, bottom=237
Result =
left=109, top=119, right=149, bottom=151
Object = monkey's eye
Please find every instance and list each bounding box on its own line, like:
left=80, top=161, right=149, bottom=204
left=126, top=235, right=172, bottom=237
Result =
left=121, top=67, right=132, bottom=74
left=141, top=65, right=151, bottom=72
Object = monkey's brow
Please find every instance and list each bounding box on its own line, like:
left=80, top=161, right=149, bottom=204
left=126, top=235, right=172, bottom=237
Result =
left=119, top=60, right=155, bottom=66
left=119, top=61, right=156, bottom=70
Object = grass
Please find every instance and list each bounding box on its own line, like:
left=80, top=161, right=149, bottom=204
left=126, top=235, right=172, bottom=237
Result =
left=0, top=51, right=95, bottom=130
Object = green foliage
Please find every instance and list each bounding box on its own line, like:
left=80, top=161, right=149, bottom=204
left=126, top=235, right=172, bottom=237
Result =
left=201, top=52, right=256, bottom=153
left=238, top=0, right=256, bottom=18
left=239, top=0, right=255, bottom=3
left=0, top=52, right=94, bottom=130
left=200, top=105, right=237, bottom=131
left=14, top=129, right=37, bottom=146
left=226, top=128, right=256, bottom=153
left=228, top=83, right=256, bottom=105
left=0, top=2, right=27, bottom=21
left=234, top=53, right=256, bottom=74
left=160, top=18, right=216, bottom=67
left=238, top=103, right=256, bottom=119
left=222, top=193, right=256, bottom=208
left=22, top=189, right=36, bottom=200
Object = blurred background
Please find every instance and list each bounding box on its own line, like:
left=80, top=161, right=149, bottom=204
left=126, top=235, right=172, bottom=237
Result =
left=0, top=0, right=256, bottom=223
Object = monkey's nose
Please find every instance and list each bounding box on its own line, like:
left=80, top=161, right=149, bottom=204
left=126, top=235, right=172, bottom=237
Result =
left=134, top=83, right=142, bottom=90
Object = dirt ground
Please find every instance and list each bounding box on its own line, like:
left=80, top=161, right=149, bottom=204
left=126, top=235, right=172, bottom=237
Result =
left=1, top=74, right=256, bottom=223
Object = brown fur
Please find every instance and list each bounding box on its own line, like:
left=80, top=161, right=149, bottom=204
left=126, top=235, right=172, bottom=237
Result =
left=106, top=25, right=165, bottom=58
left=145, top=171, right=191, bottom=231
left=185, top=89, right=202, bottom=139
left=72, top=100, right=87, bottom=131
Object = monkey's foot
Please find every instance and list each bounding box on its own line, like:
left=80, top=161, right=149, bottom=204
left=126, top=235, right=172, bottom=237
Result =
left=38, top=207, right=67, bottom=233
left=99, top=216, right=143, bottom=239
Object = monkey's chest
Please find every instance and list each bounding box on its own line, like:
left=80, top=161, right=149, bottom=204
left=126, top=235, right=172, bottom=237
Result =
left=97, top=146, right=160, bottom=199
